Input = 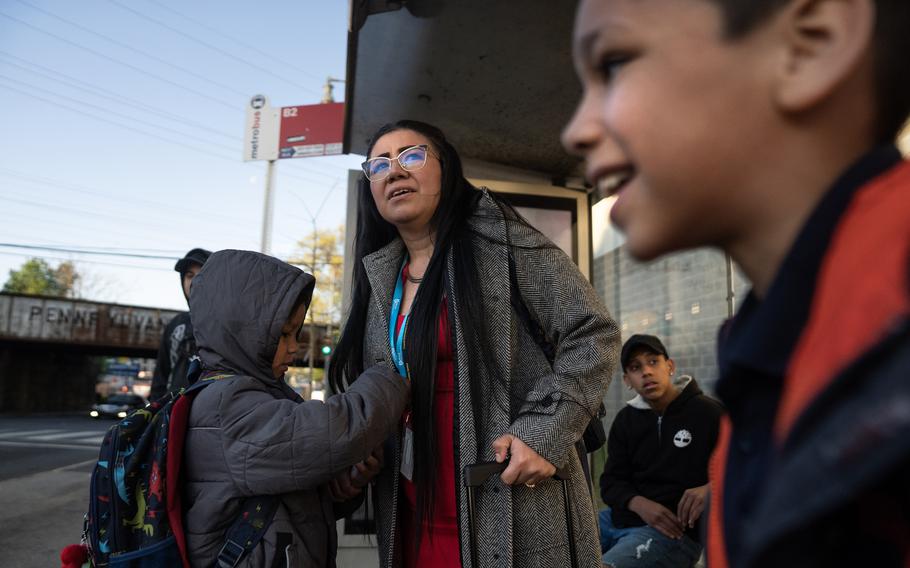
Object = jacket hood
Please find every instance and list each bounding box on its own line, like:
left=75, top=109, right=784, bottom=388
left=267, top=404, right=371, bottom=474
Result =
left=189, top=250, right=315, bottom=383
left=626, top=374, right=701, bottom=411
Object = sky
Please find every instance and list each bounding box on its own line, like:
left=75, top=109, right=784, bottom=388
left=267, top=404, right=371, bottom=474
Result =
left=0, top=0, right=363, bottom=310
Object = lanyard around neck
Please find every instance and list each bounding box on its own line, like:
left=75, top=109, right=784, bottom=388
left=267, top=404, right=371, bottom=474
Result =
left=389, top=258, right=409, bottom=378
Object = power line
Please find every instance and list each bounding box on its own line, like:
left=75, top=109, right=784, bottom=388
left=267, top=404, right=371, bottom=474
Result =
left=281, top=186, right=318, bottom=220
left=0, top=34, right=350, bottom=237
left=0, top=81, right=241, bottom=163
left=104, top=0, right=321, bottom=97
left=11, top=0, right=250, bottom=98
left=3, top=242, right=187, bottom=254
left=282, top=161, right=349, bottom=180
left=0, top=160, right=340, bottom=255
left=0, top=9, right=240, bottom=110
left=0, top=209, right=207, bottom=250
left=313, top=180, right=342, bottom=220
left=0, top=167, right=260, bottom=231
left=0, top=57, right=348, bottom=186
left=0, top=170, right=332, bottom=250
left=0, top=208, right=260, bottom=253
left=0, top=192, right=214, bottom=238
left=280, top=172, right=338, bottom=187
left=0, top=231, right=70, bottom=248
left=0, top=73, right=243, bottom=155
left=0, top=174, right=295, bottom=252
left=0, top=242, right=344, bottom=267
left=0, top=243, right=177, bottom=260
left=0, top=51, right=238, bottom=142
left=0, top=250, right=173, bottom=272
left=145, top=0, right=325, bottom=83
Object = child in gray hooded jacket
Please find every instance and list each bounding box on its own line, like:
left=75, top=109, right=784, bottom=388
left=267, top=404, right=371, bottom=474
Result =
left=182, top=250, right=409, bottom=567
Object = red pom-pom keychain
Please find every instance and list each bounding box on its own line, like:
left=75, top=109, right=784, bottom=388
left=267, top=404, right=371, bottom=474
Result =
left=60, top=543, right=89, bottom=568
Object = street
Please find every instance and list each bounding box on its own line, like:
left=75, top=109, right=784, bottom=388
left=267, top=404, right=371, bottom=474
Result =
left=0, top=415, right=110, bottom=568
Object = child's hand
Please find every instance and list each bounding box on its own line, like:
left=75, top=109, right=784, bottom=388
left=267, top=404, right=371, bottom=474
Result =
left=328, top=446, right=384, bottom=502
left=328, top=470, right=361, bottom=502
left=676, top=483, right=708, bottom=528
left=629, top=496, right=685, bottom=539
left=351, top=446, right=384, bottom=487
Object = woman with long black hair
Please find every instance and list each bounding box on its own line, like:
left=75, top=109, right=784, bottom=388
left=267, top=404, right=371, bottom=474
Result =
left=329, top=120, right=619, bottom=568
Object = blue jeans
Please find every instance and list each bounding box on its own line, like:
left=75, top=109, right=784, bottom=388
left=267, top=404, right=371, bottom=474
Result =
left=599, top=508, right=702, bottom=568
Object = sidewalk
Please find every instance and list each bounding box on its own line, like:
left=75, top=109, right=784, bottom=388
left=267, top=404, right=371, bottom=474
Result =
left=0, top=458, right=91, bottom=568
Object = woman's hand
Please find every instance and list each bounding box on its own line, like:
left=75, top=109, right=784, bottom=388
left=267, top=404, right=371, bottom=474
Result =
left=491, top=434, right=556, bottom=487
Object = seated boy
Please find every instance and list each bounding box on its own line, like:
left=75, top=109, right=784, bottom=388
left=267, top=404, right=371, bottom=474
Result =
left=599, top=335, right=723, bottom=568
left=563, top=0, right=910, bottom=565
left=181, top=250, right=410, bottom=567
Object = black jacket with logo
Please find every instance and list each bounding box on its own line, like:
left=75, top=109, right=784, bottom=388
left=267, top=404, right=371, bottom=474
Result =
left=601, top=376, right=724, bottom=540
left=149, top=311, right=196, bottom=401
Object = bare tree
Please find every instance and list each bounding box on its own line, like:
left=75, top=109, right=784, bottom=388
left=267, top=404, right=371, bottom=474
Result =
left=286, top=225, right=344, bottom=373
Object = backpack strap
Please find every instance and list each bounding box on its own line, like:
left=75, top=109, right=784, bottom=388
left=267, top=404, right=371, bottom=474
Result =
left=168, top=379, right=218, bottom=567
left=215, top=495, right=280, bottom=568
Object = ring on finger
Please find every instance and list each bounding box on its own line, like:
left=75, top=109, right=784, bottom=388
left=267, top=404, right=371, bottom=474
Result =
left=525, top=482, right=536, bottom=489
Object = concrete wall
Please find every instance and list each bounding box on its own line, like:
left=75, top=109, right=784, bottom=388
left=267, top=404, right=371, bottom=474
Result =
left=0, top=343, right=101, bottom=413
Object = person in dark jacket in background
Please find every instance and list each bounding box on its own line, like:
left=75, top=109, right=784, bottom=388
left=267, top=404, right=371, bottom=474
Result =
left=599, top=334, right=724, bottom=568
left=150, top=247, right=211, bottom=401
left=183, top=250, right=410, bottom=567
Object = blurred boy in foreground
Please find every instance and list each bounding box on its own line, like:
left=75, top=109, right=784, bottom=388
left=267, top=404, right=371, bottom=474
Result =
left=562, top=0, right=910, bottom=565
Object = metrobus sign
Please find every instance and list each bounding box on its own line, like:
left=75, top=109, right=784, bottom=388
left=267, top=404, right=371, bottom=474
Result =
left=243, top=95, right=344, bottom=161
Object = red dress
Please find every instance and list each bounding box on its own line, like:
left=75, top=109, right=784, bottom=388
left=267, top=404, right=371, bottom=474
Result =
left=395, top=279, right=460, bottom=568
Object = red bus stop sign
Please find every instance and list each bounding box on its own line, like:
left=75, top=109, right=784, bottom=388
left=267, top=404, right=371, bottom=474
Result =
left=278, top=102, right=345, bottom=159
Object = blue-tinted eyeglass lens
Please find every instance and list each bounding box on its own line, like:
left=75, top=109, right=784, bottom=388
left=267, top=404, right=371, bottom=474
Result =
left=399, top=147, right=427, bottom=169
left=367, top=159, right=390, bottom=179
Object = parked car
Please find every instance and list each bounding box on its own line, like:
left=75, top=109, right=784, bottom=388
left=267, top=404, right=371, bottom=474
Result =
left=90, top=393, right=147, bottom=419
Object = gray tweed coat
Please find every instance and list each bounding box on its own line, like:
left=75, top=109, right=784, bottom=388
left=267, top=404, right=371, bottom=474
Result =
left=362, top=189, right=620, bottom=568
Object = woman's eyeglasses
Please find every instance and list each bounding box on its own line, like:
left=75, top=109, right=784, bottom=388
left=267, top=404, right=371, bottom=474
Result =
left=361, top=145, right=432, bottom=182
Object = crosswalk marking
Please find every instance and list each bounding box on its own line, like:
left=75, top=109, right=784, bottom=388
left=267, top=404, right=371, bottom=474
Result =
left=0, top=428, right=108, bottom=447
left=28, top=430, right=105, bottom=441
left=0, top=428, right=61, bottom=438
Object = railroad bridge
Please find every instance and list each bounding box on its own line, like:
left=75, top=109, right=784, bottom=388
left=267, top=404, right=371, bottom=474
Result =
left=0, top=293, right=331, bottom=412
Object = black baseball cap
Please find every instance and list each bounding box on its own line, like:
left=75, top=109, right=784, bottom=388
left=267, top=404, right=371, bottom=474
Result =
left=621, top=334, right=669, bottom=369
left=174, top=248, right=212, bottom=274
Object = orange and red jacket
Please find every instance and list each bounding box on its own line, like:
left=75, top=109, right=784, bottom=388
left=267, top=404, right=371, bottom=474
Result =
left=707, top=159, right=910, bottom=567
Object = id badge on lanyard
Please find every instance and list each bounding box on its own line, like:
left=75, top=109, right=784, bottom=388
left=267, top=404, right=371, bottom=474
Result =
left=389, top=259, right=414, bottom=480
left=400, top=415, right=415, bottom=481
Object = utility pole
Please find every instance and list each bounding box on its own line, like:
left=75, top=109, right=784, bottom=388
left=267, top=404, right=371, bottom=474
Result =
left=260, top=159, right=276, bottom=254
left=321, top=76, right=345, bottom=104
left=308, top=218, right=317, bottom=379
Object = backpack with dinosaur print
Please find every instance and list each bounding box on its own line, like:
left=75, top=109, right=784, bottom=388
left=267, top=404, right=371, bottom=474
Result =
left=80, top=373, right=278, bottom=567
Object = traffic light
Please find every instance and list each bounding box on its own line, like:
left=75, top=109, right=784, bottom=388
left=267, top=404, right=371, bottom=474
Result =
left=321, top=345, right=332, bottom=356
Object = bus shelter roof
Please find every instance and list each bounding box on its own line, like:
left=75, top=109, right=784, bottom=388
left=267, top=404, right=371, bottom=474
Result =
left=344, top=0, right=583, bottom=182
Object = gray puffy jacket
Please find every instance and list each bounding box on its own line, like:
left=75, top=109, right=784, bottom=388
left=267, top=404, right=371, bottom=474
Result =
left=184, top=250, right=409, bottom=567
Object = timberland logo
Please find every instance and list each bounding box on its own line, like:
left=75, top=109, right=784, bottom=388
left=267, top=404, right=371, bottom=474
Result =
left=673, top=429, right=692, bottom=448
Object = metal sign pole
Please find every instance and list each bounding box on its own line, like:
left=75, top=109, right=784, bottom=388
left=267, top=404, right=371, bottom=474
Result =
left=309, top=218, right=317, bottom=379
left=260, top=159, right=276, bottom=254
